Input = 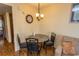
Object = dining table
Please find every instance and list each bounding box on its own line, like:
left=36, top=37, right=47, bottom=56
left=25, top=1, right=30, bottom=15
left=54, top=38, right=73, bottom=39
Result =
left=28, top=34, right=49, bottom=42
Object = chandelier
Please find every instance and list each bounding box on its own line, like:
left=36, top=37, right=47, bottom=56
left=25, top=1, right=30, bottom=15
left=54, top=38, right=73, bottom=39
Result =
left=36, top=3, right=44, bottom=21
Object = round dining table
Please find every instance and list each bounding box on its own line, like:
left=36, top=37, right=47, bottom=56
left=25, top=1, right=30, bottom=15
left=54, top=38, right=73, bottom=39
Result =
left=28, top=34, right=49, bottom=42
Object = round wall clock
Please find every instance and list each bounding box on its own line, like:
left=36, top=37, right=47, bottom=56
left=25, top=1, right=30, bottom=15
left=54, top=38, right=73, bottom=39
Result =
left=26, top=15, right=33, bottom=24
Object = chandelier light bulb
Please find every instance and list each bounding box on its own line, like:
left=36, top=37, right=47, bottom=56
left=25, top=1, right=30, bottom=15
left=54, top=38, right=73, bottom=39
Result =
left=36, top=3, right=44, bottom=21
left=40, top=14, right=44, bottom=18
left=36, top=13, right=39, bottom=17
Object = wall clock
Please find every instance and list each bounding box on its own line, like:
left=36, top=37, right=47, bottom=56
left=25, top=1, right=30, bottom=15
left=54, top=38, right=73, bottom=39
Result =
left=26, top=15, right=33, bottom=24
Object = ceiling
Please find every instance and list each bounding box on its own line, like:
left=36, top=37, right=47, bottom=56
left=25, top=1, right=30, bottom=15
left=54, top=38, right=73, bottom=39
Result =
left=14, top=3, right=52, bottom=9
left=28, top=3, right=51, bottom=8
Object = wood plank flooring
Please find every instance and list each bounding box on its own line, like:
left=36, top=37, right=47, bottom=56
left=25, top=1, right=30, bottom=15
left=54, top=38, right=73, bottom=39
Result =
left=0, top=39, right=55, bottom=56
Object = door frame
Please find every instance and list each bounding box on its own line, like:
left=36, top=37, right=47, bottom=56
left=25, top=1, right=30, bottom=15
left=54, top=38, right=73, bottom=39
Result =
left=2, top=4, right=14, bottom=44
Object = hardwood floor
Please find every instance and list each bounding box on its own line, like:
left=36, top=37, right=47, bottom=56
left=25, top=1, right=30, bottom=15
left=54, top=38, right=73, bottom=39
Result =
left=18, top=47, right=55, bottom=56
left=0, top=39, right=55, bottom=56
left=0, top=39, right=15, bottom=56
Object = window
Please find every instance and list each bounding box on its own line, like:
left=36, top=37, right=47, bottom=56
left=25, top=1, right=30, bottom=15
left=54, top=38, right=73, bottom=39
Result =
left=71, top=3, right=79, bottom=22
left=0, top=17, right=3, bottom=36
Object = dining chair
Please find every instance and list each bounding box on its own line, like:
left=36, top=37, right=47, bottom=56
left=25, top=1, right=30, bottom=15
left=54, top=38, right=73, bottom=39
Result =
left=43, top=32, right=56, bottom=54
left=17, top=34, right=27, bottom=49
left=26, top=38, right=41, bottom=56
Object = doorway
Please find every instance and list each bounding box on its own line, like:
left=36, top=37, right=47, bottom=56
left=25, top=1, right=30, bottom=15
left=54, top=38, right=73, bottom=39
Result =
left=0, top=3, right=14, bottom=44
left=0, top=15, right=4, bottom=41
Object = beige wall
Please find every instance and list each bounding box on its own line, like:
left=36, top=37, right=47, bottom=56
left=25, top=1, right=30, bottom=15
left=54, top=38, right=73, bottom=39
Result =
left=12, top=4, right=39, bottom=42
left=12, top=4, right=40, bottom=51
left=40, top=3, right=79, bottom=38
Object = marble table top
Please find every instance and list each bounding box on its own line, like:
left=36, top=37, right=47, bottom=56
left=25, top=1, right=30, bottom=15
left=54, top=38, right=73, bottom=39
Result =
left=28, top=34, right=49, bottom=42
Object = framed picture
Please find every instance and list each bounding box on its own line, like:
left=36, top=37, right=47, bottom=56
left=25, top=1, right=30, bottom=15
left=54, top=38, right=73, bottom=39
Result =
left=71, top=3, right=79, bottom=22
left=26, top=14, right=33, bottom=24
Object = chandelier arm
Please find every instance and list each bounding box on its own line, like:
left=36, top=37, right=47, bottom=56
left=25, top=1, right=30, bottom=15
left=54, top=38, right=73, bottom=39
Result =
left=38, top=3, right=40, bottom=14
left=37, top=3, right=43, bottom=21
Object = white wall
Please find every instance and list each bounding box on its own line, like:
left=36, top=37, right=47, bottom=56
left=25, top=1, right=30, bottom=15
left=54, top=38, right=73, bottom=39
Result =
left=40, top=3, right=79, bottom=38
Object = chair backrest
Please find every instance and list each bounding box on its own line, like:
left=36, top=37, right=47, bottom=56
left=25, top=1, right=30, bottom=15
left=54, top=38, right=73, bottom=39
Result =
left=17, top=34, right=21, bottom=45
left=51, top=32, right=56, bottom=42
left=26, top=38, right=39, bottom=51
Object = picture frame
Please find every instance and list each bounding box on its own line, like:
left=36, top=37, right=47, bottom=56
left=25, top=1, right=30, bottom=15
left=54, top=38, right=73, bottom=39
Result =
left=26, top=14, right=33, bottom=24
left=71, top=3, right=79, bottom=23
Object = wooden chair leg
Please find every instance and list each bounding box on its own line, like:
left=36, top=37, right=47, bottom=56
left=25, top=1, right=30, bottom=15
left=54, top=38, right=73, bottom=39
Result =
left=27, top=50, right=29, bottom=56
left=37, top=51, right=40, bottom=56
left=45, top=46, right=47, bottom=54
left=52, top=47, right=55, bottom=56
left=27, top=50, right=32, bottom=56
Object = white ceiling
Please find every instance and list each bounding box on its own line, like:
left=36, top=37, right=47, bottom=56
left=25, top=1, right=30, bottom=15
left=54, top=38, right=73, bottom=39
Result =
left=29, top=3, right=51, bottom=8
left=14, top=3, right=52, bottom=9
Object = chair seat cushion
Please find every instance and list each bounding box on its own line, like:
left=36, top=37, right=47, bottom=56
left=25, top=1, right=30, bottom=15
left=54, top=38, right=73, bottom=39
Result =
left=20, top=42, right=27, bottom=48
left=45, top=41, right=54, bottom=46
